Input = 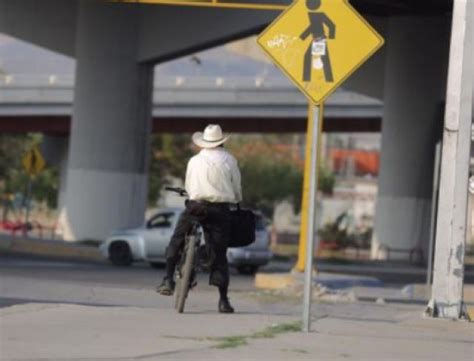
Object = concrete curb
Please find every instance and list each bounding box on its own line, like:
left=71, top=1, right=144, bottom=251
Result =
left=255, top=271, right=383, bottom=290
left=256, top=273, right=474, bottom=317
left=0, top=236, right=104, bottom=262
left=401, top=283, right=474, bottom=302
left=255, top=273, right=295, bottom=290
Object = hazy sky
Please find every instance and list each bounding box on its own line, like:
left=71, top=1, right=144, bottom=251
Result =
left=0, top=32, right=283, bottom=81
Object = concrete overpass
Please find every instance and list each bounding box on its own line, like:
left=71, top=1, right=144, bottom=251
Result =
left=0, top=0, right=471, bottom=275
left=0, top=34, right=382, bottom=134
left=0, top=73, right=383, bottom=134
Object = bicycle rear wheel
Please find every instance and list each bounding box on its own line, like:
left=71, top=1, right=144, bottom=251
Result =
left=175, top=234, right=197, bottom=313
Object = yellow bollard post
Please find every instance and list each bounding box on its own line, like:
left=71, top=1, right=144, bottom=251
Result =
left=293, top=103, right=324, bottom=273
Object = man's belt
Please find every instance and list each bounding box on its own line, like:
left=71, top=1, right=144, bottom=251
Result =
left=190, top=200, right=234, bottom=207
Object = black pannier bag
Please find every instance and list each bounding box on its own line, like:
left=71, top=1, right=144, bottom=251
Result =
left=229, top=205, right=256, bottom=247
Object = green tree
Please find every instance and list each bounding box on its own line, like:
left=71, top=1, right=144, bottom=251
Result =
left=318, top=165, right=336, bottom=195
left=238, top=154, right=303, bottom=218
left=148, top=134, right=194, bottom=205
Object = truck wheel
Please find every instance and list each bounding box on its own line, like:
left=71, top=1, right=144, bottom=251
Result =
left=109, top=241, right=133, bottom=266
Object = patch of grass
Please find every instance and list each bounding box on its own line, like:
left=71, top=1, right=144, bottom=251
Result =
left=162, top=335, right=207, bottom=342
left=252, top=321, right=302, bottom=339
left=165, top=321, right=302, bottom=350
left=163, top=334, right=249, bottom=349
left=242, top=290, right=301, bottom=304
left=213, top=335, right=248, bottom=349
left=211, top=321, right=302, bottom=349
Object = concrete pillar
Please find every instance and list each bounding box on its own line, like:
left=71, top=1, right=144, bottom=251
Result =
left=372, top=16, right=451, bottom=261
left=60, top=1, right=153, bottom=241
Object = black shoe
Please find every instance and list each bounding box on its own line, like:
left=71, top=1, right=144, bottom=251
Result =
left=157, top=277, right=175, bottom=296
left=219, top=298, right=235, bottom=313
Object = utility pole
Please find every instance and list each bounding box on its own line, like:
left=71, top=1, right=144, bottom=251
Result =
left=426, top=0, right=473, bottom=320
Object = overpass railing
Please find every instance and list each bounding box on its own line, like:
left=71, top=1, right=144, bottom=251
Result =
left=0, top=73, right=293, bottom=89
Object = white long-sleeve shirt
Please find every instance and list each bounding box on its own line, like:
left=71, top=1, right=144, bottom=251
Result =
left=185, top=148, right=242, bottom=203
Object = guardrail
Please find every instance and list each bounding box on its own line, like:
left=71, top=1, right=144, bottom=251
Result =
left=0, top=73, right=293, bottom=89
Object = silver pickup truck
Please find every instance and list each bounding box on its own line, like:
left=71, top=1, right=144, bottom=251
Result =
left=100, top=207, right=272, bottom=274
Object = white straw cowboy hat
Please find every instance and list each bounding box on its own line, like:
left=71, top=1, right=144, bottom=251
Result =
left=192, top=124, right=230, bottom=148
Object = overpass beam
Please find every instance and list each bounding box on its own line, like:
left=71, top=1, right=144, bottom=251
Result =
left=372, top=16, right=450, bottom=261
left=59, top=1, right=153, bottom=241
left=0, top=0, right=77, bottom=57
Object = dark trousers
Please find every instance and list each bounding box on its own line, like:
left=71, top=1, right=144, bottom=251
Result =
left=165, top=200, right=232, bottom=289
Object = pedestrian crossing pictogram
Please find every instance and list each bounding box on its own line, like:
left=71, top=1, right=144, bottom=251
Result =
left=257, top=0, right=384, bottom=105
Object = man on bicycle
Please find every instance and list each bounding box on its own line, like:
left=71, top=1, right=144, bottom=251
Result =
left=157, top=124, right=242, bottom=313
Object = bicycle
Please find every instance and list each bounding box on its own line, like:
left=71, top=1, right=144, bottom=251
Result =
left=165, top=186, right=207, bottom=313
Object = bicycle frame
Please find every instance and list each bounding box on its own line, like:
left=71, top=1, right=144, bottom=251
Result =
left=165, top=186, right=206, bottom=313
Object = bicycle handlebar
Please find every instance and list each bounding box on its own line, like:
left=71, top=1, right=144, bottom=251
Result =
left=165, top=186, right=188, bottom=197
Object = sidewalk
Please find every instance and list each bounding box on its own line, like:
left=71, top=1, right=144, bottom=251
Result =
left=1, top=291, right=473, bottom=360
left=0, top=234, right=103, bottom=262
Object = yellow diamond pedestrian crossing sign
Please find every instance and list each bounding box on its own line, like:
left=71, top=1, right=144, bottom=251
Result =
left=22, top=146, right=46, bottom=177
left=257, top=0, right=384, bottom=105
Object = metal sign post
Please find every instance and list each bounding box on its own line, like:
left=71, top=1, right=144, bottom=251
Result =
left=24, top=177, right=33, bottom=231
left=302, top=104, right=322, bottom=333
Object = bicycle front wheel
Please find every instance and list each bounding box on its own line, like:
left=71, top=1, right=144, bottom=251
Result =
left=175, top=234, right=197, bottom=313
